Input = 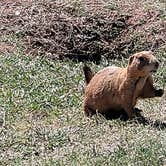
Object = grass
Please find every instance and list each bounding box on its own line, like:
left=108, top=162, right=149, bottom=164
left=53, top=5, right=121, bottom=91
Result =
left=0, top=43, right=165, bottom=165
left=0, top=0, right=165, bottom=163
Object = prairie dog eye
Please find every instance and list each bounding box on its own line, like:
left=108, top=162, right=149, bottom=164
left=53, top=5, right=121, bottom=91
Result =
left=138, top=57, right=149, bottom=64
left=138, top=57, right=145, bottom=62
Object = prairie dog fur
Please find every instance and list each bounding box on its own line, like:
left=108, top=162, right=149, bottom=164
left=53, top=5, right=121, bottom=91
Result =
left=83, top=51, right=164, bottom=119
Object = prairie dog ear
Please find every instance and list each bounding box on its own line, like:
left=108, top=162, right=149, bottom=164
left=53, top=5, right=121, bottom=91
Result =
left=129, top=55, right=134, bottom=65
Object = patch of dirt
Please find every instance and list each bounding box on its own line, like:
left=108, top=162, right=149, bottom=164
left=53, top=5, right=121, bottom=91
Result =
left=0, top=42, right=14, bottom=54
left=0, top=0, right=165, bottom=62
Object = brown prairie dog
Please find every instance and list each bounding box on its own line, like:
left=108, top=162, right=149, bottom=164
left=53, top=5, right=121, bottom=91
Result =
left=83, top=51, right=164, bottom=119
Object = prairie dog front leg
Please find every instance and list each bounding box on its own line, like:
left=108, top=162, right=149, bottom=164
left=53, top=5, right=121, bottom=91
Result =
left=133, top=76, right=148, bottom=106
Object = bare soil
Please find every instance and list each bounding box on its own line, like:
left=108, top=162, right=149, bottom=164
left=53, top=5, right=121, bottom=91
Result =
left=0, top=0, right=165, bottom=62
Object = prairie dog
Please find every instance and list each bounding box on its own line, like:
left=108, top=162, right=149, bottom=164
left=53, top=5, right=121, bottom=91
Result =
left=83, top=51, right=164, bottom=119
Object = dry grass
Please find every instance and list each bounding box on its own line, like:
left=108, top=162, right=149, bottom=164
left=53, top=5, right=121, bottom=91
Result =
left=0, top=0, right=165, bottom=62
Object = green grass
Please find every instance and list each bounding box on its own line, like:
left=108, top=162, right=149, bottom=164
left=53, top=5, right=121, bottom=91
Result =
left=0, top=47, right=165, bottom=165
left=0, top=0, right=165, bottom=164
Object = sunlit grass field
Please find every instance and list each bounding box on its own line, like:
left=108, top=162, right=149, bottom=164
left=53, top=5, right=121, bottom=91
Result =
left=0, top=43, right=165, bottom=165
left=0, top=0, right=165, bottom=163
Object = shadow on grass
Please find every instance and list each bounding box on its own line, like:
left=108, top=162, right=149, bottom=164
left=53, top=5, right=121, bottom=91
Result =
left=134, top=111, right=166, bottom=131
left=104, top=108, right=166, bottom=130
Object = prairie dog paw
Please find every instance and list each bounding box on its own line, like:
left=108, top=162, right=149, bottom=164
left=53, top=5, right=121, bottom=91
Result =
left=155, top=89, right=164, bottom=97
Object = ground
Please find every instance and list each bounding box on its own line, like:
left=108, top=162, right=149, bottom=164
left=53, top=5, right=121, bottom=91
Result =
left=0, top=0, right=166, bottom=165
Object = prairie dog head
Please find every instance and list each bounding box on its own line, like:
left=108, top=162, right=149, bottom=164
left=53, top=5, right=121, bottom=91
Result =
left=128, top=51, right=159, bottom=77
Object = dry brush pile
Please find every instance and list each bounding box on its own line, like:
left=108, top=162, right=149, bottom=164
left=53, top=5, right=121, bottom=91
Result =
left=0, top=0, right=165, bottom=62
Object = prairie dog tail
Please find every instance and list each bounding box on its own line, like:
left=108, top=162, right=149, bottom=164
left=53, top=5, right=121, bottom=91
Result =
left=83, top=64, right=93, bottom=85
